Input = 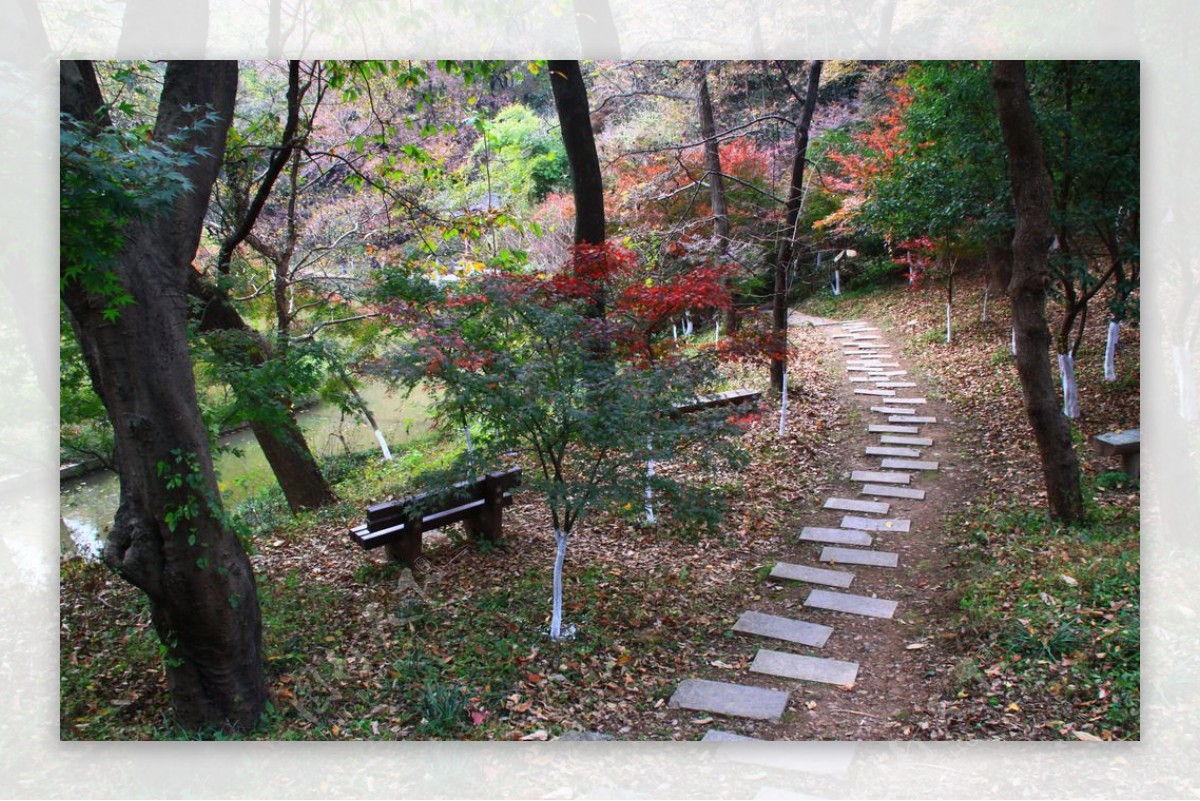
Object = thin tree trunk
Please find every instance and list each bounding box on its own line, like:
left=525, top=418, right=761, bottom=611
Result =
left=993, top=60, right=1084, bottom=524
left=61, top=60, right=266, bottom=731
left=188, top=272, right=336, bottom=511
left=697, top=63, right=740, bottom=333
left=770, top=60, right=822, bottom=395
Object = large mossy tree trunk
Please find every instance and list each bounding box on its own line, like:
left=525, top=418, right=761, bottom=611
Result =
left=770, top=60, right=822, bottom=395
left=992, top=60, right=1084, bottom=524
left=60, top=60, right=267, bottom=731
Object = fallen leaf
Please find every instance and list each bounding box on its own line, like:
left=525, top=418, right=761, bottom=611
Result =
left=1060, top=574, right=1078, bottom=586
left=1073, top=731, right=1103, bottom=742
left=520, top=729, right=549, bottom=741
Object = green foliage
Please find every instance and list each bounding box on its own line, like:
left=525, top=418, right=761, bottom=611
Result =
left=60, top=107, right=214, bottom=320
left=470, top=104, right=569, bottom=204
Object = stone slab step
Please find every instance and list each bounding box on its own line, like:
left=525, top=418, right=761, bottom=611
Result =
left=846, top=366, right=877, bottom=372
left=851, top=470, right=911, bottom=484
left=841, top=515, right=911, bottom=532
left=879, top=370, right=907, bottom=376
left=805, top=589, right=898, bottom=619
left=854, top=388, right=896, bottom=396
left=871, top=405, right=916, bottom=414
left=853, top=343, right=888, bottom=349
left=847, top=334, right=881, bottom=340
left=866, top=445, right=920, bottom=458
left=800, top=525, right=873, bottom=546
left=819, top=546, right=899, bottom=567
left=669, top=679, right=789, bottom=721
left=887, top=397, right=927, bottom=404
left=868, top=424, right=919, bottom=434
left=823, top=497, right=890, bottom=514
left=880, top=435, right=934, bottom=446
left=701, top=730, right=762, bottom=742
left=861, top=483, right=926, bottom=500
left=848, top=376, right=875, bottom=382
left=881, top=458, right=939, bottom=471
left=876, top=382, right=916, bottom=388
left=733, top=610, right=834, bottom=648
left=890, top=415, right=936, bottom=424
left=750, top=649, right=859, bottom=687
left=829, top=333, right=857, bottom=339
left=769, top=561, right=855, bottom=588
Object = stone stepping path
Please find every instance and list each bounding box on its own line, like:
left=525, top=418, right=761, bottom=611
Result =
left=824, top=497, right=889, bottom=514
left=799, top=526, right=872, bottom=546
left=805, top=589, right=898, bottom=619
left=733, top=610, right=833, bottom=647
left=866, top=445, right=920, bottom=457
left=861, top=483, right=926, bottom=500
left=819, top=546, right=899, bottom=567
left=881, top=458, right=939, bottom=471
left=841, top=514, right=910, bottom=532
left=769, top=561, right=855, bottom=588
left=851, top=469, right=911, bottom=484
left=868, top=423, right=919, bottom=434
left=701, top=730, right=762, bottom=742
left=880, top=434, right=933, bottom=446
left=750, top=649, right=859, bottom=687
left=669, top=679, right=789, bottom=721
left=674, top=315, right=949, bottom=740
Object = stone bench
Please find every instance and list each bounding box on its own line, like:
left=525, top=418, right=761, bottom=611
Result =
left=1091, top=428, right=1140, bottom=479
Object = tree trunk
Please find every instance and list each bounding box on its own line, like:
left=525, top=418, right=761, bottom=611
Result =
left=697, top=63, right=740, bottom=332
left=549, top=60, right=605, bottom=248
left=770, top=60, right=822, bottom=395
left=986, top=235, right=1014, bottom=295
left=993, top=60, right=1084, bottom=524
left=188, top=272, right=337, bottom=511
left=60, top=60, right=266, bottom=731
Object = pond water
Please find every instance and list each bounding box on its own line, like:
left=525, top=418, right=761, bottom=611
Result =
left=59, top=381, right=432, bottom=559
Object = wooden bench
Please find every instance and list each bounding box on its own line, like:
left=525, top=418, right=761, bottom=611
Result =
left=350, top=467, right=522, bottom=566
left=671, top=388, right=762, bottom=416
left=1091, top=428, right=1140, bottom=479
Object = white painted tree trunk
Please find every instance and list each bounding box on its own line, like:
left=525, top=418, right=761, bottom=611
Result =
left=644, top=437, right=656, bottom=524
left=463, top=425, right=474, bottom=455
left=945, top=302, right=952, bottom=344
left=672, top=323, right=678, bottom=344
left=549, top=528, right=574, bottom=640
left=833, top=269, right=841, bottom=296
left=714, top=318, right=720, bottom=345
left=683, top=312, right=693, bottom=336
left=1174, top=342, right=1197, bottom=420
left=981, top=286, right=989, bottom=322
left=1057, top=352, right=1080, bottom=418
left=373, top=429, right=393, bottom=461
left=1011, top=326, right=1017, bottom=356
left=778, top=370, right=788, bottom=436
left=1104, top=320, right=1120, bottom=381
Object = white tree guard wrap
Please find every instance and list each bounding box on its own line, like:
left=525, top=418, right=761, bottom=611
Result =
left=1058, top=352, right=1080, bottom=418
left=672, top=323, right=678, bottom=343
left=981, top=286, right=989, bottom=322
left=549, top=528, right=571, bottom=640
left=684, top=311, right=693, bottom=336
left=946, top=302, right=952, bottom=344
left=1104, top=321, right=1120, bottom=382
left=644, top=437, right=656, bottom=524
left=1011, top=326, right=1017, bottom=356
left=778, top=370, right=788, bottom=436
left=714, top=318, right=720, bottom=345
left=1174, top=342, right=1197, bottom=421
left=373, top=429, right=393, bottom=461
left=833, top=269, right=841, bottom=296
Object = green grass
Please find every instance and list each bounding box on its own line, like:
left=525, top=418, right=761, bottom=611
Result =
left=945, top=477, right=1140, bottom=738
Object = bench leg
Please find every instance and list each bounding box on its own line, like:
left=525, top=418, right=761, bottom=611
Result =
left=1121, top=451, right=1140, bottom=480
left=385, top=531, right=422, bottom=568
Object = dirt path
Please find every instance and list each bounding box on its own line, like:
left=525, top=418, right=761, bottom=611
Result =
left=677, top=313, right=972, bottom=740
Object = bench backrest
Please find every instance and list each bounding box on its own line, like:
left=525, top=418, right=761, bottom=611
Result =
left=366, top=467, right=522, bottom=530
